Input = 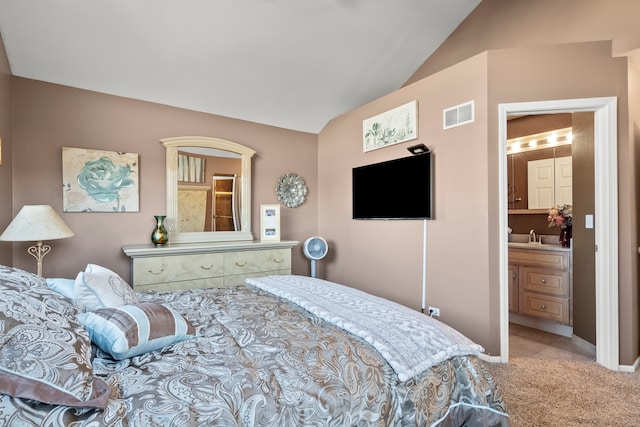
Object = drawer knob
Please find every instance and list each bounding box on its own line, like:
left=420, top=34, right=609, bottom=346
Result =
left=235, top=261, right=247, bottom=267
left=541, top=279, right=547, bottom=283
left=148, top=266, right=165, bottom=275
left=540, top=304, right=547, bottom=310
left=273, top=258, right=284, bottom=263
left=200, top=264, right=214, bottom=270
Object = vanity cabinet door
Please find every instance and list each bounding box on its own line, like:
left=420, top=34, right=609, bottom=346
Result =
left=508, top=265, right=518, bottom=313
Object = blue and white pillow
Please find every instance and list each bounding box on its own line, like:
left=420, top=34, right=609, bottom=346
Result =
left=77, top=302, right=196, bottom=360
left=75, top=264, right=138, bottom=311
left=46, top=277, right=76, bottom=299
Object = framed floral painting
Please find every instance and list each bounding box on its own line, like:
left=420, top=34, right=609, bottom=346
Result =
left=62, top=147, right=139, bottom=212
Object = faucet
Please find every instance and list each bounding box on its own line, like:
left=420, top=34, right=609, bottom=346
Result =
left=529, top=229, right=536, bottom=244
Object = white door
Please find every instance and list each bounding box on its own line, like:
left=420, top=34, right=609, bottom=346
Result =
left=499, top=97, right=619, bottom=371
left=527, top=158, right=555, bottom=208
left=555, top=156, right=573, bottom=206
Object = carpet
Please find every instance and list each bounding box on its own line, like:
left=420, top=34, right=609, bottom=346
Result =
left=486, top=357, right=640, bottom=426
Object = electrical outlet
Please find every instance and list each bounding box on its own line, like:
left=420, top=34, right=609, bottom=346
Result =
left=428, top=306, right=440, bottom=317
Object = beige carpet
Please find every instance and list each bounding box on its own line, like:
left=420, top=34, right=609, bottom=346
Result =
left=486, top=357, right=640, bottom=426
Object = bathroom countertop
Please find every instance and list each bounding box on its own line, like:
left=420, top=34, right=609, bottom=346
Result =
left=508, top=242, right=571, bottom=252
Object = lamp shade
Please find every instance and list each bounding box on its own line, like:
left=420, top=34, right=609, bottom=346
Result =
left=0, top=205, right=74, bottom=242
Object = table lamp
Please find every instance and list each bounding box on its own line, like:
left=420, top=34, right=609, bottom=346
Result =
left=0, top=205, right=74, bottom=276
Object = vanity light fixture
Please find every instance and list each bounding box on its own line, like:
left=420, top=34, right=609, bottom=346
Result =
left=407, top=143, right=430, bottom=155
left=507, top=127, right=572, bottom=153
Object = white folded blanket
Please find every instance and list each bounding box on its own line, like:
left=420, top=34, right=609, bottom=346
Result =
left=246, top=275, right=483, bottom=382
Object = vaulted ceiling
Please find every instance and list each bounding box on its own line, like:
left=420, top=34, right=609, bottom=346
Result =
left=0, top=1, right=480, bottom=133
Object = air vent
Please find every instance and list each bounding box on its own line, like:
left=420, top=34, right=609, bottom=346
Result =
left=443, top=101, right=474, bottom=130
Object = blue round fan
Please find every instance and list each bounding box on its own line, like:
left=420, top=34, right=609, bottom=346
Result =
left=303, top=236, right=328, bottom=278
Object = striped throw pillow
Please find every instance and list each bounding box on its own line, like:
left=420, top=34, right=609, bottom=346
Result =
left=78, top=302, right=196, bottom=360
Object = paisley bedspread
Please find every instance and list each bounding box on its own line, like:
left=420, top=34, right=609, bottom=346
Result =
left=247, top=275, right=484, bottom=382
left=0, top=277, right=510, bottom=426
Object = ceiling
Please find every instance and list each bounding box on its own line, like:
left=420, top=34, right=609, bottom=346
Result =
left=0, top=0, right=480, bottom=134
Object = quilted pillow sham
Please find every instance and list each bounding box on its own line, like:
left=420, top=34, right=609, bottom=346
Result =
left=75, top=263, right=138, bottom=311
left=0, top=265, right=110, bottom=408
left=77, top=302, right=196, bottom=360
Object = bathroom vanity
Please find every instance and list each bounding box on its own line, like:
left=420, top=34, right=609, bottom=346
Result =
left=508, top=240, right=572, bottom=334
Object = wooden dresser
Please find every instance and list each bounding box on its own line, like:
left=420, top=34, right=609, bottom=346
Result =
left=122, top=240, right=298, bottom=292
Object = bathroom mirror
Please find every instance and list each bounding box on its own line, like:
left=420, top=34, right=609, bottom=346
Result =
left=161, top=136, right=256, bottom=243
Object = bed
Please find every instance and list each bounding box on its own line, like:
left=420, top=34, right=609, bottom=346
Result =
left=0, top=264, right=510, bottom=426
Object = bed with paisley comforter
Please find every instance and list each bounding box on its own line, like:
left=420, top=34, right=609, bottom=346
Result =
left=0, top=265, right=509, bottom=426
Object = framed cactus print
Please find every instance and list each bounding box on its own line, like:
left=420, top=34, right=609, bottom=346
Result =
left=363, top=100, right=418, bottom=152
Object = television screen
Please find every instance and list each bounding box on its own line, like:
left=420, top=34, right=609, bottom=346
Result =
left=352, top=153, right=433, bottom=220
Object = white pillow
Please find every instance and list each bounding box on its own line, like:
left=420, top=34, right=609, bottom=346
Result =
left=74, top=264, right=138, bottom=311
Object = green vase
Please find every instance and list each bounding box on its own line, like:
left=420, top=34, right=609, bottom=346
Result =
left=151, top=215, right=168, bottom=246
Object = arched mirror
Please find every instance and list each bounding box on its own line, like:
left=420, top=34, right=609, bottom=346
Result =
left=161, top=136, right=256, bottom=243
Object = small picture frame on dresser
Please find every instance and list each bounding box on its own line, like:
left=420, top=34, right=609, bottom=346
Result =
left=260, top=204, right=280, bottom=242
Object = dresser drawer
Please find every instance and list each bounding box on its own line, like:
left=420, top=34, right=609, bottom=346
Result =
left=519, top=292, right=569, bottom=324
left=224, top=249, right=290, bottom=276
left=521, top=267, right=569, bottom=297
left=133, top=253, right=224, bottom=286
left=135, top=277, right=225, bottom=292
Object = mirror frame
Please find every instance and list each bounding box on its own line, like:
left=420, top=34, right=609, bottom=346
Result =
left=161, top=136, right=256, bottom=244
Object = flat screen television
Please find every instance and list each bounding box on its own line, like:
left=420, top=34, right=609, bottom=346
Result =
left=352, top=153, right=433, bottom=220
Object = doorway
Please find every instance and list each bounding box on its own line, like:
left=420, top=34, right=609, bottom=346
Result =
left=498, top=97, right=619, bottom=370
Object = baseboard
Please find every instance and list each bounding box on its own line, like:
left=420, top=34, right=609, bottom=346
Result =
left=571, top=334, right=596, bottom=356
left=478, top=353, right=502, bottom=364
left=509, top=313, right=573, bottom=337
left=619, top=356, right=640, bottom=373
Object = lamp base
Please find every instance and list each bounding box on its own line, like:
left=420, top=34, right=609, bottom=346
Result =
left=27, top=241, right=51, bottom=277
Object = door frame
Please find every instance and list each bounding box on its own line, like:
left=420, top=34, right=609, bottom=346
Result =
left=498, top=97, right=619, bottom=370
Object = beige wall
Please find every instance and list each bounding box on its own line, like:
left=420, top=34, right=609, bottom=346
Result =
left=10, top=78, right=318, bottom=280
left=319, top=40, right=634, bottom=360
left=406, top=0, right=640, bottom=84
left=400, top=0, right=640, bottom=369
left=487, top=42, right=633, bottom=362
left=0, top=34, right=12, bottom=266
left=319, top=53, right=492, bottom=348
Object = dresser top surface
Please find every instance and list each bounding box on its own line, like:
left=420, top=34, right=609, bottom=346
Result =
left=123, top=240, right=299, bottom=258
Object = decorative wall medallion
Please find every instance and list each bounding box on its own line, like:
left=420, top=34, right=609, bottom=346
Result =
left=276, top=173, right=308, bottom=208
